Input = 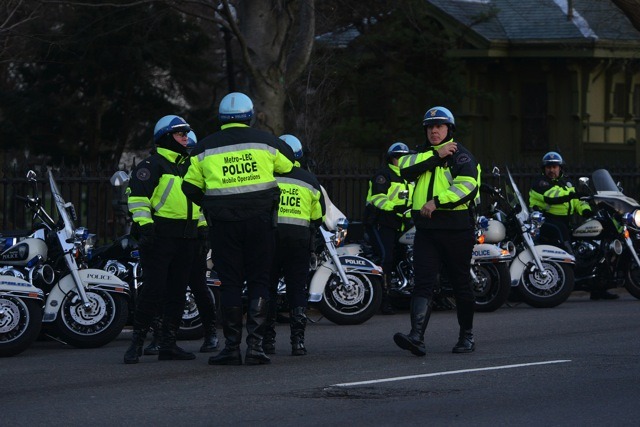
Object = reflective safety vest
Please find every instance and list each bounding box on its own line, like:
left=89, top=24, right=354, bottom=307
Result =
left=276, top=171, right=323, bottom=229
left=128, top=147, right=199, bottom=237
left=366, top=164, right=414, bottom=218
left=398, top=139, right=480, bottom=230
left=529, top=176, right=590, bottom=216
left=185, top=123, right=292, bottom=198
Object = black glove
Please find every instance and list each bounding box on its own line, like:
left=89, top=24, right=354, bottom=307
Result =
left=580, top=208, right=593, bottom=218
left=393, top=205, right=408, bottom=215
left=137, top=224, right=155, bottom=247
left=573, top=189, right=590, bottom=199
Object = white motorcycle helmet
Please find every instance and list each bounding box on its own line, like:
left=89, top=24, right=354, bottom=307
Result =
left=483, top=219, right=506, bottom=243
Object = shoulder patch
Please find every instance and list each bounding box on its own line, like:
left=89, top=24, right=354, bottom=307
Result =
left=136, top=168, right=151, bottom=181
left=538, top=180, right=550, bottom=188
left=456, top=153, right=471, bottom=164
left=375, top=175, right=387, bottom=185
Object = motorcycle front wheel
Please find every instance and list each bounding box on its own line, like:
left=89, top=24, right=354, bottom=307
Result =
left=624, top=261, right=640, bottom=300
left=516, top=261, right=574, bottom=308
left=317, top=273, right=382, bottom=325
left=53, top=290, right=128, bottom=348
left=177, top=286, right=218, bottom=340
left=0, top=296, right=42, bottom=357
left=472, top=263, right=511, bottom=312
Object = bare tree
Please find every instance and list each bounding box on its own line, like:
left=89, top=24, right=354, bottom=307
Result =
left=611, top=0, right=640, bottom=32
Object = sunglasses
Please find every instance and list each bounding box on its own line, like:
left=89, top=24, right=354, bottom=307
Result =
left=173, top=131, right=189, bottom=138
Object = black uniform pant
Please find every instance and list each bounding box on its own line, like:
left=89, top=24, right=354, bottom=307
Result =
left=413, top=228, right=475, bottom=304
left=368, top=224, right=399, bottom=275
left=270, top=236, right=311, bottom=308
left=134, top=236, right=197, bottom=330
left=209, top=214, right=275, bottom=307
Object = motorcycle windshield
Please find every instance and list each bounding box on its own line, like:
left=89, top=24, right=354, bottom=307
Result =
left=591, top=169, right=640, bottom=214
left=48, top=170, right=75, bottom=238
left=505, top=168, right=529, bottom=221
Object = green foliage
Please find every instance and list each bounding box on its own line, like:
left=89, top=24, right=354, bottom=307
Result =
left=0, top=2, right=218, bottom=165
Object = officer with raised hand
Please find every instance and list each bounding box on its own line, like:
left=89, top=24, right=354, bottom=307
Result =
left=182, top=92, right=294, bottom=366
left=364, top=142, right=414, bottom=314
left=124, top=115, right=200, bottom=364
left=393, top=106, right=481, bottom=357
left=263, top=134, right=325, bottom=356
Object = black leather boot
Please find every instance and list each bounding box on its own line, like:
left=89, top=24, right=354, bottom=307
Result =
left=262, top=299, right=277, bottom=355
left=245, top=297, right=271, bottom=365
left=124, top=329, right=148, bottom=364
left=452, top=299, right=475, bottom=353
left=380, top=275, right=395, bottom=315
left=452, top=329, right=475, bottom=353
left=393, top=296, right=432, bottom=356
left=200, top=319, right=219, bottom=353
left=209, top=306, right=243, bottom=365
left=158, top=319, right=196, bottom=361
left=143, top=317, right=161, bottom=356
left=290, top=306, right=307, bottom=356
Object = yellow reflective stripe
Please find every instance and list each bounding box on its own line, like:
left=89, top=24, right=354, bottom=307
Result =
left=278, top=217, right=311, bottom=227
left=153, top=177, right=174, bottom=212
left=276, top=177, right=319, bottom=196
left=197, top=143, right=277, bottom=161
left=205, top=181, right=278, bottom=196
left=132, top=211, right=152, bottom=219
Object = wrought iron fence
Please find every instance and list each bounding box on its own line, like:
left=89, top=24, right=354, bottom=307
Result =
left=2, top=161, right=640, bottom=245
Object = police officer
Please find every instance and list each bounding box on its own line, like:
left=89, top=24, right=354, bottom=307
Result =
left=263, top=134, right=325, bottom=356
left=142, top=130, right=219, bottom=356
left=529, top=152, right=614, bottom=300
left=182, top=92, right=294, bottom=366
left=364, top=142, right=414, bottom=315
left=393, top=106, right=481, bottom=356
left=124, top=115, right=200, bottom=364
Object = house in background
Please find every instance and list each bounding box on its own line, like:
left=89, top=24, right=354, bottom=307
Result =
left=425, top=0, right=640, bottom=166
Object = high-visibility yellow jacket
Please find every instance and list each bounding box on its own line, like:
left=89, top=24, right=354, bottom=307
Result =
left=398, top=139, right=480, bottom=230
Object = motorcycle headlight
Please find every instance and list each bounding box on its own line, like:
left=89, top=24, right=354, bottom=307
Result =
left=623, top=210, right=640, bottom=228
left=334, top=229, right=348, bottom=247
left=74, top=227, right=89, bottom=241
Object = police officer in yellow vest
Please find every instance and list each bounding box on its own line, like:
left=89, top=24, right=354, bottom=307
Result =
left=182, top=92, right=295, bottom=366
left=393, top=106, right=481, bottom=357
left=529, top=152, right=615, bottom=300
left=263, top=134, right=325, bottom=356
left=364, top=142, right=414, bottom=315
left=124, top=115, right=200, bottom=364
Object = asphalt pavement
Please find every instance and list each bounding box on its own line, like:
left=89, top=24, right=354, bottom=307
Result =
left=2, top=289, right=639, bottom=426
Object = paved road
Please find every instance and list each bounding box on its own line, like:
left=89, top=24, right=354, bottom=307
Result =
left=3, top=289, right=639, bottom=426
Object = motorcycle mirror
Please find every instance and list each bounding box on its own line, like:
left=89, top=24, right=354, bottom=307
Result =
left=491, top=166, right=501, bottom=176
left=110, top=171, right=130, bottom=187
left=616, top=181, right=624, bottom=193
left=26, top=170, right=37, bottom=182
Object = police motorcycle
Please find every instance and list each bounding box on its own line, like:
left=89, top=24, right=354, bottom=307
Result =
left=89, top=171, right=220, bottom=340
left=301, top=187, right=383, bottom=325
left=380, top=212, right=514, bottom=313
left=1, top=170, right=129, bottom=349
left=481, top=167, right=576, bottom=308
left=0, top=229, right=45, bottom=356
left=538, top=168, right=640, bottom=299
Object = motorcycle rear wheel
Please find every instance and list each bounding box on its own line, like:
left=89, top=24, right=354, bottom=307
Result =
left=516, top=261, right=574, bottom=308
left=473, top=263, right=511, bottom=312
left=318, top=273, right=382, bottom=325
left=0, top=296, right=42, bottom=357
left=53, top=290, right=128, bottom=348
